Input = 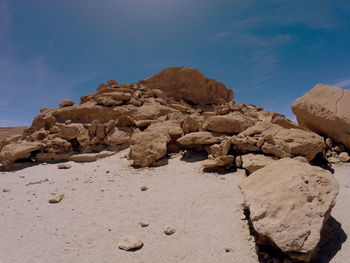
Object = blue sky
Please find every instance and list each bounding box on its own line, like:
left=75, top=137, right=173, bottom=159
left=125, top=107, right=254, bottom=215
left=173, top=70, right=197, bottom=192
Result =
left=1, top=0, right=350, bottom=126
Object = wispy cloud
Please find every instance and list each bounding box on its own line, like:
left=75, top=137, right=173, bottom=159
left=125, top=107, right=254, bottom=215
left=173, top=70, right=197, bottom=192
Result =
left=332, top=78, right=350, bottom=89
left=213, top=31, right=232, bottom=39
left=0, top=119, right=29, bottom=127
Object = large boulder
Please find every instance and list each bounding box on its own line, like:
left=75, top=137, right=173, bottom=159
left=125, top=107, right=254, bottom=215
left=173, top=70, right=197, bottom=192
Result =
left=177, top=132, right=220, bottom=147
left=139, top=67, right=233, bottom=105
left=0, top=141, right=42, bottom=169
left=239, top=158, right=339, bottom=262
left=241, top=153, right=277, bottom=174
left=292, top=84, right=350, bottom=150
left=129, top=131, right=171, bottom=167
left=203, top=112, right=254, bottom=134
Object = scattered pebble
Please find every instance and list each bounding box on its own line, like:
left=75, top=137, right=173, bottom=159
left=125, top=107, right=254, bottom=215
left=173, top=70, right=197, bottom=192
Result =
left=3, top=188, right=10, bottom=193
left=57, top=163, right=72, bottom=169
left=118, top=235, right=143, bottom=251
left=140, top=186, right=148, bottom=191
left=26, top=179, right=49, bottom=186
left=138, top=222, right=149, bottom=228
left=224, top=248, right=232, bottom=253
left=49, top=194, right=64, bottom=204
left=164, top=225, right=176, bottom=235
left=106, top=171, right=110, bottom=174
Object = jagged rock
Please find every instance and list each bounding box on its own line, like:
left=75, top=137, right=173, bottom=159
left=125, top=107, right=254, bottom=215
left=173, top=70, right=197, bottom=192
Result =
left=177, top=132, right=220, bottom=147
left=339, top=152, right=349, bottom=162
left=129, top=131, right=170, bottom=167
left=239, top=158, right=339, bottom=262
left=231, top=136, right=261, bottom=153
left=202, top=155, right=235, bottom=169
left=292, top=84, right=350, bottom=150
left=43, top=137, right=72, bottom=153
left=241, top=154, right=277, bottom=174
left=103, top=128, right=130, bottom=146
left=139, top=67, right=233, bottom=105
left=0, top=141, right=42, bottom=169
left=59, top=99, right=74, bottom=108
left=203, top=112, right=254, bottom=133
left=182, top=115, right=203, bottom=134
left=261, top=142, right=292, bottom=158
left=261, top=124, right=324, bottom=161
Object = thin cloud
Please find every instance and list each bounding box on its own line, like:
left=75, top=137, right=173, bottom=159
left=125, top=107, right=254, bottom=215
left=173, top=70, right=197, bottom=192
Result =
left=213, top=32, right=232, bottom=39
left=0, top=119, right=29, bottom=127
left=332, top=78, right=350, bottom=89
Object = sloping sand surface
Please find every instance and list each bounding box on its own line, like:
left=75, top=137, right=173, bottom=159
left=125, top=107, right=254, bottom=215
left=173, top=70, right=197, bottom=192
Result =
left=0, top=150, right=257, bottom=263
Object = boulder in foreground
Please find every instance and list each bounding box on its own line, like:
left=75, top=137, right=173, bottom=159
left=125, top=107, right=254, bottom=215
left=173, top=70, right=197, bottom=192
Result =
left=292, top=84, right=350, bottom=150
left=239, top=158, right=339, bottom=262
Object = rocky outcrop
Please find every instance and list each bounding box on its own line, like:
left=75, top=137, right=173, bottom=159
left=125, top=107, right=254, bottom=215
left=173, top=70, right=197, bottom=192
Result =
left=139, top=67, right=233, bottom=105
left=292, top=84, right=350, bottom=150
left=240, top=158, right=339, bottom=262
left=0, top=67, right=329, bottom=170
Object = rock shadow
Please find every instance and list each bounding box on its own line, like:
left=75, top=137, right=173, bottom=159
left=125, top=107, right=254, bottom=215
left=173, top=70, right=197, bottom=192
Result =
left=243, top=207, right=347, bottom=263
left=311, top=216, right=347, bottom=263
left=180, top=150, right=208, bottom=163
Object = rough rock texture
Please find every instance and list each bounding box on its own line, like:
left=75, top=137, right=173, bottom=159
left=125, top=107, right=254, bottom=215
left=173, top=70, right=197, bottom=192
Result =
left=241, top=154, right=277, bottom=174
left=292, top=84, right=350, bottom=150
left=118, top=235, right=143, bottom=251
left=139, top=67, right=233, bottom=105
left=240, top=158, right=339, bottom=262
left=0, top=67, right=328, bottom=170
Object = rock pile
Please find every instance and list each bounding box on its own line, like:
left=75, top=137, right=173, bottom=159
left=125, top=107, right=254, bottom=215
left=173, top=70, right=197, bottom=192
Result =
left=0, top=67, right=343, bottom=262
left=0, top=67, right=326, bottom=171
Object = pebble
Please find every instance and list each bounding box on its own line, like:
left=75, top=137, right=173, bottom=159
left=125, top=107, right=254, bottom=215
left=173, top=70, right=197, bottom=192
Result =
left=140, top=186, right=148, bottom=191
left=49, top=194, right=64, bottom=204
left=164, top=225, right=176, bottom=235
left=3, top=188, right=10, bottom=193
left=57, top=163, right=72, bottom=169
left=138, top=222, right=149, bottom=228
left=118, top=235, right=143, bottom=251
left=339, top=152, right=350, bottom=162
left=224, top=248, right=232, bottom=253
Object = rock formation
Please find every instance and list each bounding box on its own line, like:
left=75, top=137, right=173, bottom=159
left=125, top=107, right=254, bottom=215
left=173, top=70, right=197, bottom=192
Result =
left=0, top=67, right=327, bottom=170
left=240, top=158, right=339, bottom=262
left=292, top=84, right=350, bottom=150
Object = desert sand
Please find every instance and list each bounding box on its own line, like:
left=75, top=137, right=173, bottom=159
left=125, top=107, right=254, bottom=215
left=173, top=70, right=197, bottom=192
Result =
left=0, top=150, right=349, bottom=263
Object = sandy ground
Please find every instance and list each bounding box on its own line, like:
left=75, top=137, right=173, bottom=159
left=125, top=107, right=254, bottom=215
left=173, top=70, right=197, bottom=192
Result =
left=0, top=150, right=349, bottom=263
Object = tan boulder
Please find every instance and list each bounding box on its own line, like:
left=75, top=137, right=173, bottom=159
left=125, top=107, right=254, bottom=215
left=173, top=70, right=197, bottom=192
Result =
left=231, top=136, right=261, bottom=153
left=103, top=128, right=130, bottom=146
left=241, top=153, right=277, bottom=174
left=203, top=112, right=254, bottom=134
left=292, top=84, right=350, bottom=150
left=0, top=141, right=42, bottom=169
left=177, top=132, right=220, bottom=147
left=202, top=155, right=235, bottom=169
left=129, top=131, right=171, bottom=167
left=239, top=158, right=339, bottom=262
left=146, top=120, right=183, bottom=141
left=59, top=99, right=74, bottom=108
left=261, top=124, right=324, bottom=161
left=139, top=67, right=233, bottom=105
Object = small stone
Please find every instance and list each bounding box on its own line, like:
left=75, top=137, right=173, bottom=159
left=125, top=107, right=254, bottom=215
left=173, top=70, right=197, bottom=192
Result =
left=334, top=145, right=345, bottom=153
left=64, top=120, right=72, bottom=125
left=118, top=235, right=143, bottom=251
left=57, top=163, right=72, bottom=169
left=224, top=248, right=232, bottom=253
left=49, top=194, right=64, bottom=204
left=138, top=222, right=149, bottom=227
left=106, top=171, right=110, bottom=174
left=339, top=152, right=350, bottom=162
left=164, top=225, right=176, bottom=235
left=325, top=138, right=333, bottom=149
left=3, top=188, right=10, bottom=193
left=140, top=186, right=148, bottom=191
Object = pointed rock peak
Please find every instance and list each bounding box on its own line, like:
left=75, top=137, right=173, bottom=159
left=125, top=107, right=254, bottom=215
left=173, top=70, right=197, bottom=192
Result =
left=139, top=67, right=234, bottom=105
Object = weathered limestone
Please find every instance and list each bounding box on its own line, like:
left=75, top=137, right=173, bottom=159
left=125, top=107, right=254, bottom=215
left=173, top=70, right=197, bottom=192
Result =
left=240, top=158, right=339, bottom=262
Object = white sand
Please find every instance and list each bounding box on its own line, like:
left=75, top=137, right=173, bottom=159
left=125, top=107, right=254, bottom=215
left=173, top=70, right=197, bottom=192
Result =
left=0, top=151, right=349, bottom=263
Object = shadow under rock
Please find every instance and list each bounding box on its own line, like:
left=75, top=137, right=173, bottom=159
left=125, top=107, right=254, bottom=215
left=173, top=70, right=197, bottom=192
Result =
left=180, top=150, right=208, bottom=163
left=243, top=207, right=347, bottom=263
left=311, top=216, right=347, bottom=263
